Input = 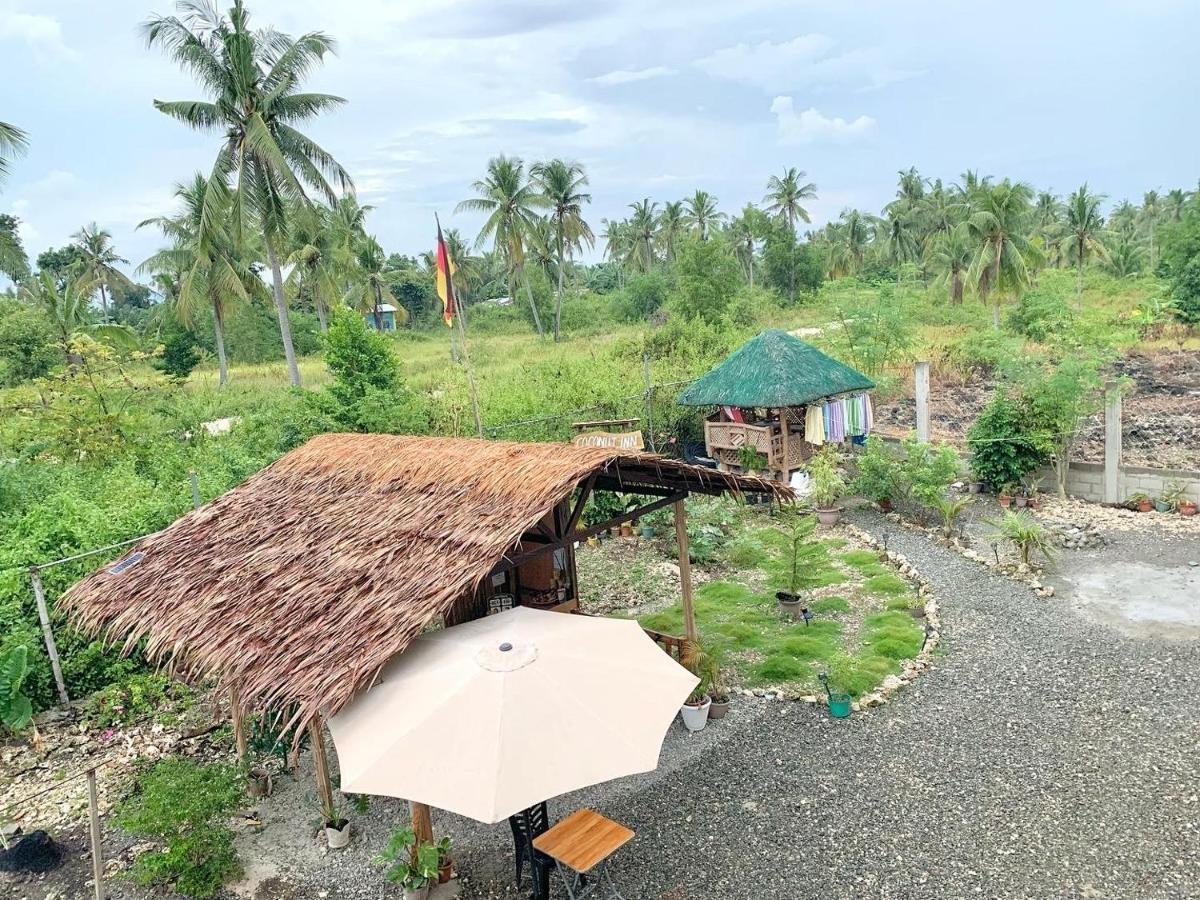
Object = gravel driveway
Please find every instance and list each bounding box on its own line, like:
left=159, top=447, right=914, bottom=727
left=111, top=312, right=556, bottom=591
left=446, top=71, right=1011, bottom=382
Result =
left=228, top=512, right=1197, bottom=900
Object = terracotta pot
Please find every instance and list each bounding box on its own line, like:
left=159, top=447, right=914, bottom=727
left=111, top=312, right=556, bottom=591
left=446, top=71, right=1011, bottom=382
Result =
left=708, top=697, right=731, bottom=720
left=998, top=494, right=1013, bottom=508
left=814, top=507, right=843, bottom=527
left=1179, top=502, right=1197, bottom=517
left=1014, top=495, right=1028, bottom=508
left=438, top=859, right=453, bottom=884
left=247, top=767, right=272, bottom=798
left=877, top=498, right=893, bottom=512
left=619, top=523, right=634, bottom=537
left=1136, top=499, right=1153, bottom=513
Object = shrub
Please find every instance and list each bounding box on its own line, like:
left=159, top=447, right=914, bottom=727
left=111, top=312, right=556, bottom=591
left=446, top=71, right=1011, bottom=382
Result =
left=117, top=758, right=245, bottom=898
left=897, top=436, right=960, bottom=508
left=0, top=299, right=58, bottom=385
left=323, top=310, right=428, bottom=434
left=614, top=271, right=670, bottom=322
left=1, top=645, right=34, bottom=731
left=154, top=329, right=202, bottom=380
left=806, top=447, right=846, bottom=509
left=666, top=237, right=742, bottom=324
left=967, top=390, right=1045, bottom=490
left=850, top=436, right=900, bottom=502
left=1007, top=280, right=1075, bottom=342
left=986, top=509, right=1056, bottom=567
left=81, top=673, right=187, bottom=730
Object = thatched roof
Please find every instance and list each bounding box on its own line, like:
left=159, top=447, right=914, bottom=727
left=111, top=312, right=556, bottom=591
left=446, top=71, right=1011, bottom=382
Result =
left=61, top=433, right=787, bottom=733
left=677, top=329, right=874, bottom=408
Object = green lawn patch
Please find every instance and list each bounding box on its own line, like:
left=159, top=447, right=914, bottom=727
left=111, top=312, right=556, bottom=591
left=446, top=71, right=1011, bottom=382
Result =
left=828, top=653, right=898, bottom=697
left=839, top=549, right=890, bottom=578
left=862, top=611, right=925, bottom=660
left=812, top=596, right=851, bottom=613
left=863, top=573, right=910, bottom=596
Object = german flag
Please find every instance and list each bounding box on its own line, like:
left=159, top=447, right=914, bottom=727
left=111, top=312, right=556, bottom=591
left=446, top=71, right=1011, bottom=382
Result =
left=435, top=219, right=457, bottom=327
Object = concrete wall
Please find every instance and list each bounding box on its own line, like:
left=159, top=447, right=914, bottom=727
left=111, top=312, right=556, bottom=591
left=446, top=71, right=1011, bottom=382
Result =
left=1039, top=461, right=1200, bottom=504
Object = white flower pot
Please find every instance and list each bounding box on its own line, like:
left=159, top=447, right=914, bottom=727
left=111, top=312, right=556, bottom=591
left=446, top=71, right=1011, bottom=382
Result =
left=680, top=696, right=711, bottom=732
left=325, top=820, right=351, bottom=849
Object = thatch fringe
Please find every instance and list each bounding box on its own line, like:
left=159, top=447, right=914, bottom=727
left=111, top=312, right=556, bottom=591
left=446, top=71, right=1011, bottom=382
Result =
left=61, top=434, right=789, bottom=735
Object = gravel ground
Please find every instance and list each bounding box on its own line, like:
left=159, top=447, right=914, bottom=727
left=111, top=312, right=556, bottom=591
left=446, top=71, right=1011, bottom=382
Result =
left=11, top=513, right=1198, bottom=899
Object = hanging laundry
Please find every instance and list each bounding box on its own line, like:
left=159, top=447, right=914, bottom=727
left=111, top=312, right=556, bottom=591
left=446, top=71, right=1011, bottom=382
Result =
left=805, top=404, right=825, bottom=445
left=845, top=395, right=861, bottom=436
left=828, top=400, right=845, bottom=443
left=863, top=393, right=874, bottom=432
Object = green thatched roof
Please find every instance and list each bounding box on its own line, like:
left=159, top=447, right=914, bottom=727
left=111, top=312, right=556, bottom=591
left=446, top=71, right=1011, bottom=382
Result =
left=677, top=329, right=874, bottom=408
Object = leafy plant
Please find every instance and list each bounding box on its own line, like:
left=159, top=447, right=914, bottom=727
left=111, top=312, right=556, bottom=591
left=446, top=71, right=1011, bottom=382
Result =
left=967, top=390, right=1046, bottom=490
left=986, top=510, right=1056, bottom=567
left=374, top=827, right=441, bottom=891
left=850, top=436, right=900, bottom=502
left=806, top=447, right=846, bottom=509
left=117, top=758, right=245, bottom=898
left=1, top=645, right=33, bottom=731
left=701, top=652, right=729, bottom=704
left=737, top=445, right=768, bottom=471
left=931, top=494, right=972, bottom=533
left=81, top=673, right=185, bottom=730
left=897, top=436, right=960, bottom=509
left=770, top=508, right=826, bottom=597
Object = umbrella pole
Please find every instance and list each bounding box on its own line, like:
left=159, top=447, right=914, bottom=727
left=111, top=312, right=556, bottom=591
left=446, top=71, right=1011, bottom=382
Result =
left=673, top=499, right=697, bottom=642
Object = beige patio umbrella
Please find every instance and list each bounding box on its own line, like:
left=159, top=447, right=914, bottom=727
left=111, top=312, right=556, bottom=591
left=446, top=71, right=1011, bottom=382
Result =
left=327, top=606, right=698, bottom=824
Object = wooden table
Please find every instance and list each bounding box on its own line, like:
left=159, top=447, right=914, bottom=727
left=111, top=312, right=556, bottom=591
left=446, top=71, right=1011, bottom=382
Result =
left=533, top=808, right=634, bottom=898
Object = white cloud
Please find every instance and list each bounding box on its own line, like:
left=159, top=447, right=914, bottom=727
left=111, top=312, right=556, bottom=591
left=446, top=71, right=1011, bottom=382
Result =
left=695, top=34, right=919, bottom=93
left=0, top=8, right=75, bottom=59
left=770, top=97, right=875, bottom=145
left=589, top=65, right=675, bottom=86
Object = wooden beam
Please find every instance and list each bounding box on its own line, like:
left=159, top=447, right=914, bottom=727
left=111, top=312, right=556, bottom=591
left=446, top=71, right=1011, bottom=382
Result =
left=565, top=473, right=597, bottom=535
left=494, top=493, right=686, bottom=573
left=29, top=567, right=69, bottom=706
left=674, top=499, right=697, bottom=642
left=779, top=407, right=790, bottom=480
left=87, top=768, right=105, bottom=900
left=309, top=718, right=336, bottom=824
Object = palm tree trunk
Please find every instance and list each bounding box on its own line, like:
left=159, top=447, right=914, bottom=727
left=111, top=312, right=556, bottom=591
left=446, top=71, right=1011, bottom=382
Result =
left=1075, top=257, right=1084, bottom=308
left=265, top=236, right=302, bottom=387
left=212, top=299, right=229, bottom=387
left=372, top=282, right=384, bottom=331
left=99, top=282, right=110, bottom=323
left=554, top=231, right=565, bottom=343
left=518, top=261, right=544, bottom=337
left=315, top=296, right=328, bottom=333
left=951, top=268, right=963, bottom=304
left=991, top=238, right=1003, bottom=329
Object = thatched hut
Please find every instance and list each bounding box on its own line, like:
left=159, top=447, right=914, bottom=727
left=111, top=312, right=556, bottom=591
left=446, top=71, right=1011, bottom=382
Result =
left=61, top=433, right=787, bottom=827
left=678, top=329, right=875, bottom=480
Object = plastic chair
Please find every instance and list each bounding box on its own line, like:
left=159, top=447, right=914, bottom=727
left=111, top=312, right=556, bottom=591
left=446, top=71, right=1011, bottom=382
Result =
left=508, top=802, right=553, bottom=900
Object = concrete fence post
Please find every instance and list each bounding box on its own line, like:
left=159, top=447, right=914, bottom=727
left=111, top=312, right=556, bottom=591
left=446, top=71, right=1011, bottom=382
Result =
left=914, top=360, right=931, bottom=443
left=1103, top=381, right=1122, bottom=504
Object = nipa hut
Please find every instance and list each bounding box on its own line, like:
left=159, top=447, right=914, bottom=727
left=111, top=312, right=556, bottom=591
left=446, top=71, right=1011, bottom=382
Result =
left=677, top=329, right=876, bottom=481
left=61, top=433, right=788, bottom=828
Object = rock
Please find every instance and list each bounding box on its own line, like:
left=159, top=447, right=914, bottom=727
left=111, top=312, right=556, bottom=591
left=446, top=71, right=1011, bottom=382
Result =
left=881, top=675, right=904, bottom=692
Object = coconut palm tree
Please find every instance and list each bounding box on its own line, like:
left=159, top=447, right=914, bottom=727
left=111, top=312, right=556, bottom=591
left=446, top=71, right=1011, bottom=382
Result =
left=895, top=166, right=927, bottom=204
left=1163, top=188, right=1189, bottom=223
left=19, top=271, right=136, bottom=361
left=138, top=173, right=264, bottom=386
left=728, top=205, right=766, bottom=286
left=1062, top=184, right=1109, bottom=303
left=965, top=180, right=1039, bottom=327
left=880, top=207, right=919, bottom=273
left=144, top=0, right=353, bottom=386
left=285, top=203, right=345, bottom=333
left=456, top=155, right=549, bottom=336
left=346, top=235, right=402, bottom=330
left=71, top=223, right=132, bottom=322
left=828, top=209, right=874, bottom=277
left=627, top=200, right=659, bottom=273
left=683, top=190, right=723, bottom=240
left=1104, top=224, right=1144, bottom=278
left=530, top=159, right=592, bottom=341
left=657, top=201, right=686, bottom=262
left=763, top=168, right=817, bottom=231
left=926, top=223, right=973, bottom=304
left=0, top=121, right=29, bottom=187
left=1138, top=190, right=1162, bottom=270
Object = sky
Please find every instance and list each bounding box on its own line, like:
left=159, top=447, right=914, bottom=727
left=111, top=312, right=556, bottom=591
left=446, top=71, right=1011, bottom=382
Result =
left=2, top=0, right=1198, bottom=278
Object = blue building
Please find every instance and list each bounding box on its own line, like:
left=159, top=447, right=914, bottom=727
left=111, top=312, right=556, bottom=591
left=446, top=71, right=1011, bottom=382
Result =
left=363, top=303, right=400, bottom=332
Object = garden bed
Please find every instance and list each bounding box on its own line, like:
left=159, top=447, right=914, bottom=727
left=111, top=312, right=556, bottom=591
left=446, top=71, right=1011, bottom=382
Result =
left=578, top=499, right=931, bottom=700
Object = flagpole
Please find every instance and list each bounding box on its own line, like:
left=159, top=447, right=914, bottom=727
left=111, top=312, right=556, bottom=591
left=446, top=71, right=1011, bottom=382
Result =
left=437, top=214, right=484, bottom=438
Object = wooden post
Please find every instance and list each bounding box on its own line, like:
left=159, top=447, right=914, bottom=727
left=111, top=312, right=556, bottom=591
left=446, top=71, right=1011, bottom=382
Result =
left=29, top=567, right=69, bottom=706
left=308, top=719, right=336, bottom=823
left=914, top=360, right=931, bottom=443
left=230, top=685, right=247, bottom=762
left=673, top=500, right=697, bottom=642
left=778, top=407, right=790, bottom=482
left=410, top=801, right=434, bottom=848
left=188, top=470, right=202, bottom=509
left=1104, top=381, right=1122, bottom=504
left=86, top=768, right=106, bottom=900
left=642, top=352, right=656, bottom=453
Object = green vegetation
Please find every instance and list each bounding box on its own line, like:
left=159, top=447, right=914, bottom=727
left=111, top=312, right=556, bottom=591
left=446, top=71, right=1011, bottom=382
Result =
left=1, top=645, right=33, bottom=731
left=117, top=758, right=245, bottom=897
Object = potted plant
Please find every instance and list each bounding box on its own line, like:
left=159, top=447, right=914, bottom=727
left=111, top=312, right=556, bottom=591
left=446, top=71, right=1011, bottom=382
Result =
left=619, top=521, right=634, bottom=538
left=1022, top=474, right=1044, bottom=510
left=997, top=484, right=1015, bottom=508
left=322, top=797, right=350, bottom=849
left=1127, top=491, right=1153, bottom=513
left=1180, top=499, right=1198, bottom=517
left=773, top=508, right=821, bottom=618
left=1162, top=481, right=1191, bottom=515
left=738, top=445, right=768, bottom=477
left=247, top=765, right=272, bottom=799
left=850, top=436, right=900, bottom=512
left=435, top=836, right=453, bottom=884
left=1153, top=496, right=1172, bottom=513
left=807, top=448, right=846, bottom=526
left=931, top=494, right=972, bottom=539
left=375, top=828, right=441, bottom=900
left=678, top=642, right=711, bottom=732
left=703, top=654, right=730, bottom=720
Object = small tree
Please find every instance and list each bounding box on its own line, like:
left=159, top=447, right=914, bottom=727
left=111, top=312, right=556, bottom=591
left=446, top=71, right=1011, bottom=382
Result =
left=898, top=436, right=960, bottom=509
left=1023, top=354, right=1106, bottom=498
left=322, top=309, right=427, bottom=434
left=850, top=436, right=901, bottom=503
left=967, top=390, right=1046, bottom=490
